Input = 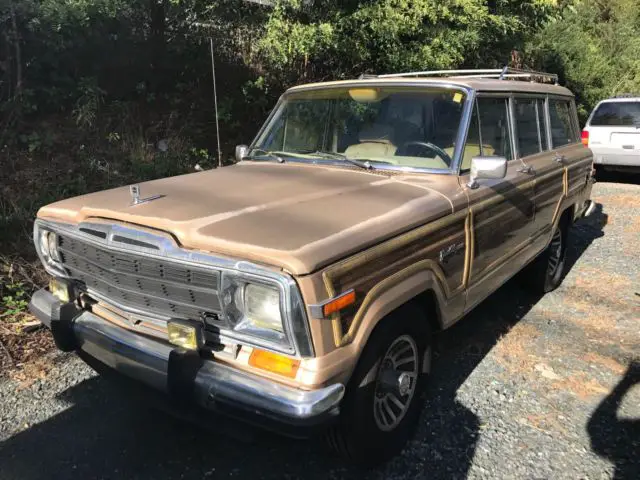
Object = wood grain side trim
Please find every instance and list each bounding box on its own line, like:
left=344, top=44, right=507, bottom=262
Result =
left=322, top=209, right=469, bottom=348
left=333, top=259, right=454, bottom=346
left=462, top=209, right=474, bottom=288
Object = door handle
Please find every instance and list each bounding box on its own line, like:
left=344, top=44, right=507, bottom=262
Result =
left=553, top=152, right=566, bottom=163
left=517, top=165, right=534, bottom=174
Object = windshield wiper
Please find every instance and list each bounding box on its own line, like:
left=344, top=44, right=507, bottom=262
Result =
left=302, top=150, right=347, bottom=160
left=343, top=158, right=377, bottom=170
left=302, top=150, right=378, bottom=170
left=244, top=148, right=285, bottom=163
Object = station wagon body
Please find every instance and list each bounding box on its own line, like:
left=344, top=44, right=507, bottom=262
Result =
left=29, top=69, right=595, bottom=464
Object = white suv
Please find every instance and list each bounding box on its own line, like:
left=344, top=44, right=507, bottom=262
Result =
left=582, top=95, right=640, bottom=173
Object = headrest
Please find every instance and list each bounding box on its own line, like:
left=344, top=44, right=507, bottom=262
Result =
left=358, top=123, right=394, bottom=144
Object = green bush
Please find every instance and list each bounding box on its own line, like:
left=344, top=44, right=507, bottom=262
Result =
left=526, top=0, right=640, bottom=122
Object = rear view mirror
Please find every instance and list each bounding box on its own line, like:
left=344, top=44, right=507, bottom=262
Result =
left=235, top=144, right=249, bottom=162
left=468, top=156, right=507, bottom=189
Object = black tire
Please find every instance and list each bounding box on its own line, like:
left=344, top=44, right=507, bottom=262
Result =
left=523, top=216, right=569, bottom=294
left=326, top=304, right=431, bottom=466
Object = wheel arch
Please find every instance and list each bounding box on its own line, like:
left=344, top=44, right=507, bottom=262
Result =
left=352, top=270, right=445, bottom=341
left=341, top=267, right=448, bottom=380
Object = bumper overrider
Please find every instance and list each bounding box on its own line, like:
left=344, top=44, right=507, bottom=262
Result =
left=29, top=288, right=344, bottom=436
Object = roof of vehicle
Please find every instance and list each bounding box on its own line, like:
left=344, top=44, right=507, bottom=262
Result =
left=594, top=95, right=640, bottom=103
left=287, top=77, right=574, bottom=97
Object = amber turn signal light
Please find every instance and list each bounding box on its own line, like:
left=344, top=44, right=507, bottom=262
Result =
left=249, top=349, right=300, bottom=378
left=322, top=290, right=356, bottom=317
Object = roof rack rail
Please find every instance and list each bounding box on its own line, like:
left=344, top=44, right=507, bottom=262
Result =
left=613, top=93, right=639, bottom=98
left=373, top=66, right=559, bottom=85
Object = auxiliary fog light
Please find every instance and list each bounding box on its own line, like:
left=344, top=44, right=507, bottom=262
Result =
left=49, top=278, right=74, bottom=303
left=167, top=320, right=203, bottom=351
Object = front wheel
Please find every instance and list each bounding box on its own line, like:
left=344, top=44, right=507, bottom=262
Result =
left=326, top=306, right=431, bottom=466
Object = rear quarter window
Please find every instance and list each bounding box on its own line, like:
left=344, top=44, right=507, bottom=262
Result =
left=549, top=99, right=579, bottom=147
left=590, top=101, right=640, bottom=126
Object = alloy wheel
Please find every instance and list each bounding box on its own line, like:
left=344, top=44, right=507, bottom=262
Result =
left=373, top=335, right=419, bottom=431
left=547, top=228, right=563, bottom=277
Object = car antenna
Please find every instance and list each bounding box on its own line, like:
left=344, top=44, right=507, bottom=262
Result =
left=209, top=37, right=223, bottom=168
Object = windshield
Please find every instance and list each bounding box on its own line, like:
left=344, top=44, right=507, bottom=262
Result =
left=252, top=86, right=468, bottom=170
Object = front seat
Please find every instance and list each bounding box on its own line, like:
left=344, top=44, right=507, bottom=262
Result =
left=344, top=123, right=397, bottom=160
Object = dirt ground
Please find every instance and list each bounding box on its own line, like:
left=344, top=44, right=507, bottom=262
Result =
left=0, top=177, right=638, bottom=479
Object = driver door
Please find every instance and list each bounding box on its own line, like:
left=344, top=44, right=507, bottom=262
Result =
left=461, top=96, right=535, bottom=310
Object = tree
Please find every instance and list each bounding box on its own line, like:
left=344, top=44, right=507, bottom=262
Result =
left=526, top=0, right=640, bottom=120
left=251, top=0, right=557, bottom=90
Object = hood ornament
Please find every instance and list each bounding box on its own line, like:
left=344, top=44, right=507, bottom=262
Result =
left=129, top=184, right=164, bottom=206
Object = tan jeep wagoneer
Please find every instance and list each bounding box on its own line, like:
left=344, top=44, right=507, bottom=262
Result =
left=29, top=67, right=595, bottom=465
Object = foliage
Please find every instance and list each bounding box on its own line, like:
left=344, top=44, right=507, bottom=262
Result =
left=0, top=0, right=638, bottom=257
left=253, top=0, right=557, bottom=88
left=526, top=0, right=640, bottom=121
left=1, top=282, right=29, bottom=317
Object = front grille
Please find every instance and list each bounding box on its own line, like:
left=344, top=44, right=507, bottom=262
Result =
left=58, top=234, right=223, bottom=324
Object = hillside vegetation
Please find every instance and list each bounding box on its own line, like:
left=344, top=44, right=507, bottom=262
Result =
left=1, top=0, right=639, bottom=321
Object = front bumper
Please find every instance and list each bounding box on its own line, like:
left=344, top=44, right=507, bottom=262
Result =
left=29, top=288, right=344, bottom=436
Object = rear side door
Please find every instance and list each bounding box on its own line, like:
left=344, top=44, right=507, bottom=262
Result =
left=586, top=99, right=640, bottom=168
left=461, top=96, right=534, bottom=308
left=525, top=96, right=591, bottom=248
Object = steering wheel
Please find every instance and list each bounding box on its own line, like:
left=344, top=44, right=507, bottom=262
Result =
left=396, top=141, right=452, bottom=166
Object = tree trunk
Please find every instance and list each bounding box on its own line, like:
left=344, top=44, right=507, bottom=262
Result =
left=148, top=0, right=167, bottom=90
left=2, top=30, right=13, bottom=99
left=9, top=0, right=22, bottom=96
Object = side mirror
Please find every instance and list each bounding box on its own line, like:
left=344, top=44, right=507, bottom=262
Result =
left=468, top=156, right=507, bottom=189
left=235, top=144, right=249, bottom=162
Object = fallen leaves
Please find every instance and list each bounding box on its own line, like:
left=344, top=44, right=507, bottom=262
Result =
left=0, top=320, right=55, bottom=374
left=551, top=372, right=610, bottom=400
left=582, top=352, right=626, bottom=375
left=493, top=323, right=544, bottom=373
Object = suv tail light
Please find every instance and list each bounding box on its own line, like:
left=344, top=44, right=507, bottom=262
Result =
left=581, top=130, right=589, bottom=146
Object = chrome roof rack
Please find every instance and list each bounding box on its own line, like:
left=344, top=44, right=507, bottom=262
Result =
left=371, top=66, right=559, bottom=85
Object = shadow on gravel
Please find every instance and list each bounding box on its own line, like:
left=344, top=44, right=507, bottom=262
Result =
left=0, top=212, right=607, bottom=480
left=596, top=169, right=640, bottom=185
left=564, top=202, right=607, bottom=274
left=587, top=361, right=640, bottom=480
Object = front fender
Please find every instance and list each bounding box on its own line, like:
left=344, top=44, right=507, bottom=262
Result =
left=303, top=262, right=458, bottom=387
left=349, top=265, right=447, bottom=348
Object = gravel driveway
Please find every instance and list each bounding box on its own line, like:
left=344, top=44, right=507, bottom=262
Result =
left=1, top=178, right=639, bottom=480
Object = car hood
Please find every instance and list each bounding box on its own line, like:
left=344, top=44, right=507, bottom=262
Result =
left=38, top=162, right=454, bottom=275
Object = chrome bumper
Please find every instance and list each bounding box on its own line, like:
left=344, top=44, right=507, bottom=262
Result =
left=29, top=289, right=344, bottom=430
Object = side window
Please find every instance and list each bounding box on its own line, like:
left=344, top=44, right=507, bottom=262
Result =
left=549, top=99, right=579, bottom=147
left=478, top=98, right=513, bottom=160
left=514, top=98, right=541, bottom=157
left=513, top=98, right=550, bottom=157
left=461, top=98, right=512, bottom=171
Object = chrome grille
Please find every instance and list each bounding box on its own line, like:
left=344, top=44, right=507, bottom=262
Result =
left=58, top=234, right=223, bottom=323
